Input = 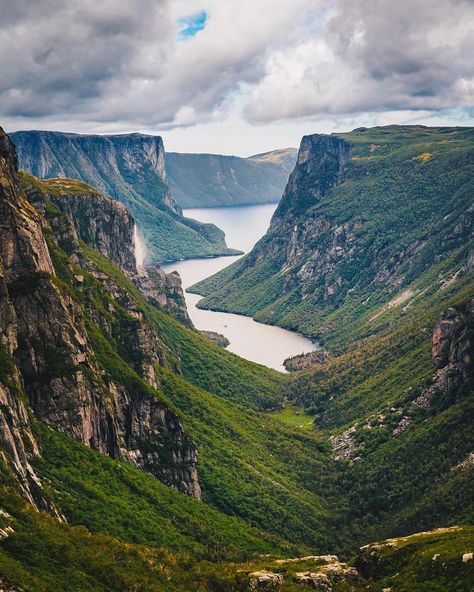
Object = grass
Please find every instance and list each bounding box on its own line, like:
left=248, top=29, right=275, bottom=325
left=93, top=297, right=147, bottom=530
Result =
left=272, top=405, right=315, bottom=430
left=192, top=125, right=474, bottom=350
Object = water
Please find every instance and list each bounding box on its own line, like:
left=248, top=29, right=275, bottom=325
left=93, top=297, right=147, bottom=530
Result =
left=162, top=203, right=317, bottom=372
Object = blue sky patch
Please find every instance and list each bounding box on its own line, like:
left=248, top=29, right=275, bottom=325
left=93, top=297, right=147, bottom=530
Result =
left=178, top=10, right=208, bottom=39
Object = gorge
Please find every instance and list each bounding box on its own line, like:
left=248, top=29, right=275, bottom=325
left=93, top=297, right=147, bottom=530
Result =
left=0, top=124, right=473, bottom=592
left=163, top=204, right=317, bottom=370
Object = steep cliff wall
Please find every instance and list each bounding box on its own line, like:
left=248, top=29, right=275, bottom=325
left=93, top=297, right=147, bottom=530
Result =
left=0, top=128, right=200, bottom=499
left=10, top=130, right=239, bottom=263
left=194, top=126, right=474, bottom=348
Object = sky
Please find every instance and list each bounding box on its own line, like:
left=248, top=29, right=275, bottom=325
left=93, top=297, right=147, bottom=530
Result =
left=1, top=0, right=474, bottom=156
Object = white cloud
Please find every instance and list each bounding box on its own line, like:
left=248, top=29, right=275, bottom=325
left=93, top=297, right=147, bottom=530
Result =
left=246, top=0, right=474, bottom=122
left=1, top=0, right=473, bottom=153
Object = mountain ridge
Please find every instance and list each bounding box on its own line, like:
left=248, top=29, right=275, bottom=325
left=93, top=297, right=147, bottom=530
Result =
left=1, top=125, right=473, bottom=591
left=165, top=147, right=298, bottom=208
left=192, top=125, right=474, bottom=347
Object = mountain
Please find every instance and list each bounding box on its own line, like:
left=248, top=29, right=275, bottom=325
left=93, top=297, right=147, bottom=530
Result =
left=165, top=147, right=297, bottom=208
left=192, top=123, right=474, bottom=549
left=192, top=125, right=474, bottom=346
left=1, top=125, right=473, bottom=591
left=9, top=130, right=240, bottom=263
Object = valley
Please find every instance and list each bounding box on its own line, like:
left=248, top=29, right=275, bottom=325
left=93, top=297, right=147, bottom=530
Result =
left=1, top=4, right=473, bottom=590
left=163, top=204, right=317, bottom=370
left=0, top=124, right=472, bottom=591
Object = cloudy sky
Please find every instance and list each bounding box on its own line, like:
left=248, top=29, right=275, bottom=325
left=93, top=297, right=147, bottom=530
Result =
left=1, top=0, right=474, bottom=155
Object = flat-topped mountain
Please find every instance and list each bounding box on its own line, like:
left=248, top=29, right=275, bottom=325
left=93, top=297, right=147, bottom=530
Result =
left=1, top=126, right=473, bottom=591
left=166, top=147, right=297, bottom=208
left=10, top=130, right=240, bottom=263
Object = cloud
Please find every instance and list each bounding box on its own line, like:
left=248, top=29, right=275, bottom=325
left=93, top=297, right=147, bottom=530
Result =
left=0, top=0, right=315, bottom=128
left=1, top=0, right=473, bottom=132
left=246, top=0, right=474, bottom=122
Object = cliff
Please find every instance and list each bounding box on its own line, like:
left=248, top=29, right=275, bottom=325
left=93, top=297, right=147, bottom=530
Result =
left=10, top=130, right=239, bottom=263
left=193, top=126, right=474, bottom=348
left=166, top=148, right=297, bottom=208
left=0, top=128, right=200, bottom=500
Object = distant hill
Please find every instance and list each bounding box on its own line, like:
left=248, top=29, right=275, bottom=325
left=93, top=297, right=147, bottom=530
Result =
left=166, top=147, right=298, bottom=208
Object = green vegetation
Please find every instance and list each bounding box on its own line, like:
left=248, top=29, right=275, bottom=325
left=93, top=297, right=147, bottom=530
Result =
left=1, top=126, right=473, bottom=591
left=166, top=148, right=297, bottom=208
left=39, top=237, right=337, bottom=552
left=271, top=405, right=315, bottom=430
left=32, top=425, right=291, bottom=558
left=1, top=487, right=471, bottom=592
left=193, top=126, right=474, bottom=348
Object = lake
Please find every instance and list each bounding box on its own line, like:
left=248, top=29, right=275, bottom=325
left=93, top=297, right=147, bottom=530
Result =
left=162, top=203, right=317, bottom=372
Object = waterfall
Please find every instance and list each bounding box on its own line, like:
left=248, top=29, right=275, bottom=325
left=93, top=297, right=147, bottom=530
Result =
left=133, top=225, right=147, bottom=268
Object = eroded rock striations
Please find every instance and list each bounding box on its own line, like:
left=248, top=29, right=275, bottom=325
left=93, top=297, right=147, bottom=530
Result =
left=0, top=128, right=200, bottom=501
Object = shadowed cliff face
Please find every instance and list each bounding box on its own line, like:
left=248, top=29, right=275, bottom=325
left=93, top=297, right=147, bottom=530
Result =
left=431, top=300, right=474, bottom=400
left=0, top=127, right=200, bottom=500
left=273, top=134, right=349, bottom=219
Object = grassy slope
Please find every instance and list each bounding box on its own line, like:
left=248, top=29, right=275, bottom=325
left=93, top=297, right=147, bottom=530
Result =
left=192, top=126, right=474, bottom=344
left=12, top=131, right=239, bottom=263
left=79, top=246, right=337, bottom=550
left=1, top=485, right=472, bottom=592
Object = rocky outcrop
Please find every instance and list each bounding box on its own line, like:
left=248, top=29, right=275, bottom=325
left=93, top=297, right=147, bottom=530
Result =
left=330, top=300, right=474, bottom=461
left=21, top=175, right=137, bottom=273
left=244, top=555, right=360, bottom=590
left=0, top=129, right=51, bottom=507
left=11, top=130, right=238, bottom=263
left=0, top=127, right=200, bottom=500
left=134, top=266, right=191, bottom=326
left=20, top=173, right=191, bottom=325
left=431, top=300, right=473, bottom=393
left=273, top=134, right=349, bottom=219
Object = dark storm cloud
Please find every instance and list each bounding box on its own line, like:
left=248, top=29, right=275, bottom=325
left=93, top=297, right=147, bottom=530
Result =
left=0, top=0, right=172, bottom=119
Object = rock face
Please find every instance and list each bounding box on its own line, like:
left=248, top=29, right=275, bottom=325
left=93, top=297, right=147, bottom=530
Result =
left=431, top=300, right=474, bottom=396
left=22, top=175, right=137, bottom=273
left=10, top=130, right=237, bottom=263
left=193, top=126, right=474, bottom=342
left=0, top=128, right=200, bottom=500
left=134, top=266, right=191, bottom=326
left=165, top=148, right=297, bottom=208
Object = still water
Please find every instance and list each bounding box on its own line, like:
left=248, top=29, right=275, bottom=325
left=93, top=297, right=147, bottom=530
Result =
left=162, top=203, right=316, bottom=372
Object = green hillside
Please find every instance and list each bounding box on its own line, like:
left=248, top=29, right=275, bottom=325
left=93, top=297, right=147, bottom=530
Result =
left=10, top=130, right=240, bottom=263
left=193, top=126, right=474, bottom=347
left=166, top=148, right=297, bottom=208
left=1, top=125, right=473, bottom=591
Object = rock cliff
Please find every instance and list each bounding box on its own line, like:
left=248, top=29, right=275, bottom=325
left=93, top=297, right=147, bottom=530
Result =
left=10, top=130, right=238, bottom=263
left=193, top=126, right=474, bottom=347
left=0, top=128, right=200, bottom=500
